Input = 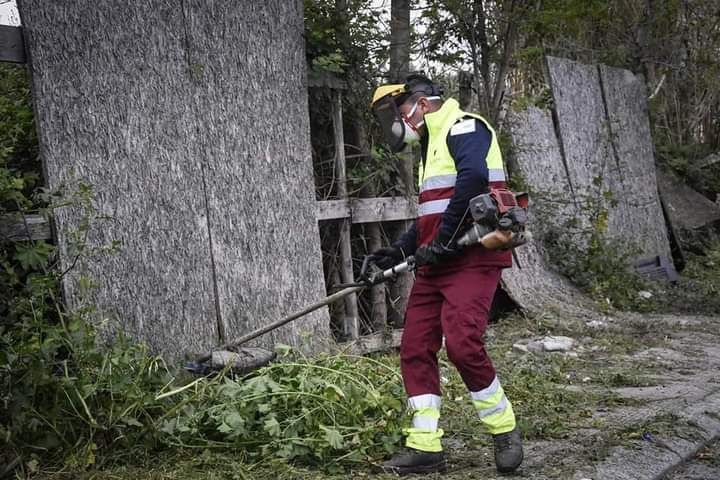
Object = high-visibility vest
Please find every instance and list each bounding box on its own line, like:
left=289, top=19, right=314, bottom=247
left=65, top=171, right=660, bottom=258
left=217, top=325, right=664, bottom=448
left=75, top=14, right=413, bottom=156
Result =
left=416, top=98, right=512, bottom=267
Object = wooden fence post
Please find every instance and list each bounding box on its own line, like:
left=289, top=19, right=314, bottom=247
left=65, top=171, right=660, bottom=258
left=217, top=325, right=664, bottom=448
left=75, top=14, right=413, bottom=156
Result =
left=331, top=90, right=359, bottom=339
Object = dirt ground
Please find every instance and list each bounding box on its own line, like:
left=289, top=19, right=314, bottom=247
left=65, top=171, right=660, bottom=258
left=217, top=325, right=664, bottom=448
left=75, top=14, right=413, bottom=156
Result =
left=366, top=313, right=720, bottom=480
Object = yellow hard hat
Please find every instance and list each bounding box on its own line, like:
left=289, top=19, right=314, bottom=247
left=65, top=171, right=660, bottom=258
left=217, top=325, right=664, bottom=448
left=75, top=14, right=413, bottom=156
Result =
left=371, top=83, right=407, bottom=106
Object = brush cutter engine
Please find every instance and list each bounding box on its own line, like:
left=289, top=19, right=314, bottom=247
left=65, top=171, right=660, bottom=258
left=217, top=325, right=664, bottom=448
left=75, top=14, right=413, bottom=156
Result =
left=457, top=188, right=531, bottom=250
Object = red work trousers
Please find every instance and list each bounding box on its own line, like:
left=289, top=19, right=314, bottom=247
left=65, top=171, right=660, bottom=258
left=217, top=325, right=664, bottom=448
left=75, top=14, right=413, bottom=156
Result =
left=400, top=266, right=501, bottom=396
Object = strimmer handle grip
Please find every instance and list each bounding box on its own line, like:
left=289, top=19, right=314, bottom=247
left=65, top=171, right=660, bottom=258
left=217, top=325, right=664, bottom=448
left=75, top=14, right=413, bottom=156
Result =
left=368, top=257, right=416, bottom=285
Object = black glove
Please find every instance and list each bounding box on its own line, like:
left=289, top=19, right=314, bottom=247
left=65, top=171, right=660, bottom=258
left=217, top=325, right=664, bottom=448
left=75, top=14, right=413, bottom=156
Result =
left=368, top=246, right=404, bottom=270
left=414, top=236, right=459, bottom=267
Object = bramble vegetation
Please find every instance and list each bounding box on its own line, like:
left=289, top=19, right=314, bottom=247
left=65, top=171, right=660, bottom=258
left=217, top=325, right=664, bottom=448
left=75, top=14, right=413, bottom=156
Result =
left=2, top=62, right=410, bottom=476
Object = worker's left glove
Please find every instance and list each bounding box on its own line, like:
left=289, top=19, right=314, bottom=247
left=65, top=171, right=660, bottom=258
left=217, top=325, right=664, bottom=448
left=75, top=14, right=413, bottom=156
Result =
left=414, top=235, right=458, bottom=267
left=368, top=246, right=404, bottom=270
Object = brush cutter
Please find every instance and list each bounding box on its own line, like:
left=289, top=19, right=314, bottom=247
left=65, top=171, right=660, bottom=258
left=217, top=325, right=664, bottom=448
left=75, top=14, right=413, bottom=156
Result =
left=185, top=188, right=530, bottom=375
left=184, top=256, right=416, bottom=375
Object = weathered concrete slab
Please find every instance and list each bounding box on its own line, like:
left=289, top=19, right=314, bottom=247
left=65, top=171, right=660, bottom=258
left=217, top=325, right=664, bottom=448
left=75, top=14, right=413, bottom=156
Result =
left=666, top=460, right=720, bottom=480
left=18, top=0, right=330, bottom=360
left=590, top=442, right=681, bottom=480
left=19, top=1, right=219, bottom=360
left=546, top=56, right=673, bottom=263
left=657, top=169, right=720, bottom=251
left=503, top=106, right=595, bottom=316
left=579, top=385, right=720, bottom=480
left=613, top=383, right=708, bottom=403
left=182, top=0, right=330, bottom=350
left=599, top=64, right=673, bottom=261
left=546, top=55, right=620, bottom=211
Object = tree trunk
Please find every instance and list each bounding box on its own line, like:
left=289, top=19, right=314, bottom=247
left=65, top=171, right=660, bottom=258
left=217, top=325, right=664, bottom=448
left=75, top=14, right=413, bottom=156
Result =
left=474, top=0, right=492, bottom=116
left=389, top=0, right=413, bottom=327
left=458, top=70, right=473, bottom=110
left=389, top=0, right=410, bottom=83
left=491, top=0, right=518, bottom=124
left=503, top=106, right=595, bottom=317
left=18, top=0, right=331, bottom=361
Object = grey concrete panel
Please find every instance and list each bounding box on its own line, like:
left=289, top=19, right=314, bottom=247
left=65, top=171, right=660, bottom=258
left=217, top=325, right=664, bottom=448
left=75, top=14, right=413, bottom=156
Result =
left=18, top=0, right=330, bottom=360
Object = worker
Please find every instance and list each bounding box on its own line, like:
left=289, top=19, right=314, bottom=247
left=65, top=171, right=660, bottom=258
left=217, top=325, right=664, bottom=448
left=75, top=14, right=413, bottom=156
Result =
left=369, top=74, right=523, bottom=475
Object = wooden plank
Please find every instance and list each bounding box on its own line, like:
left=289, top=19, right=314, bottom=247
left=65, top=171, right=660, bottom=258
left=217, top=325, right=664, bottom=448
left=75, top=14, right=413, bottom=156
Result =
left=316, top=197, right=417, bottom=222
left=657, top=169, right=720, bottom=255
left=366, top=223, right=386, bottom=331
left=0, top=25, right=26, bottom=63
left=182, top=0, right=331, bottom=352
left=1, top=197, right=418, bottom=244
left=0, top=213, right=51, bottom=241
left=392, top=151, right=416, bottom=327
left=316, top=199, right=351, bottom=221
left=350, top=196, right=417, bottom=223
left=330, top=90, right=359, bottom=339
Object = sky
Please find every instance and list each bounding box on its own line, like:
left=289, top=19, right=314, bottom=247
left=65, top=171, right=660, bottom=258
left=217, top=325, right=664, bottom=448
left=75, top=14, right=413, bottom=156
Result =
left=0, top=0, right=19, bottom=25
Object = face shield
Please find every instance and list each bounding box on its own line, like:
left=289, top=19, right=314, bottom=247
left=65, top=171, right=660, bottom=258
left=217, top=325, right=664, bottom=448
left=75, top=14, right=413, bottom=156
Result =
left=371, top=76, right=444, bottom=153
left=372, top=93, right=408, bottom=153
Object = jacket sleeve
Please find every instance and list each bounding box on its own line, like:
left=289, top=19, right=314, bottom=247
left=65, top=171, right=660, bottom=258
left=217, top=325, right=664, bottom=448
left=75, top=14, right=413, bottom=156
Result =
left=438, top=118, right=492, bottom=243
left=392, top=221, right=418, bottom=257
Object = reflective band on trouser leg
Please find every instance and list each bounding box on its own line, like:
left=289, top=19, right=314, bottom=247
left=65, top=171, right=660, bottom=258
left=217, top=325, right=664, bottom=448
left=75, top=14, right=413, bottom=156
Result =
left=470, top=376, right=516, bottom=435
left=403, top=394, right=444, bottom=452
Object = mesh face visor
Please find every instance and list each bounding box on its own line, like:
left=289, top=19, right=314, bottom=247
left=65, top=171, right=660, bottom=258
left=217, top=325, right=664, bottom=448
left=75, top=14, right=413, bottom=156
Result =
left=373, top=95, right=407, bottom=153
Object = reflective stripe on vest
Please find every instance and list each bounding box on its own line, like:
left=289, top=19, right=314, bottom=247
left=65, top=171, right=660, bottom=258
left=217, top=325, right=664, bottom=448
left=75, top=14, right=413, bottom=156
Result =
left=420, top=174, right=457, bottom=193
left=418, top=198, right=451, bottom=217
left=489, top=168, right=505, bottom=182
left=415, top=99, right=507, bottom=247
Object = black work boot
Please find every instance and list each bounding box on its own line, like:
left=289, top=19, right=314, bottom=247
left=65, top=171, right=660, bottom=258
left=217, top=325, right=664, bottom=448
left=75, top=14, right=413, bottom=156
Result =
left=380, top=447, right=446, bottom=476
left=493, top=427, right=523, bottom=473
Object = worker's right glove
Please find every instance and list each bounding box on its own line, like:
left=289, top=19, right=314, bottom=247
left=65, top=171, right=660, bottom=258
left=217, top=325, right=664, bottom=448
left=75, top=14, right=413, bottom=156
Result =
left=368, top=246, right=404, bottom=270
left=414, top=235, right=459, bottom=267
left=414, top=242, right=445, bottom=267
